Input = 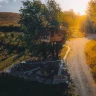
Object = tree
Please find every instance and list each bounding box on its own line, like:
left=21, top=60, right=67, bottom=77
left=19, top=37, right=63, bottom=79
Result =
left=86, top=0, right=96, bottom=32
left=87, top=0, right=96, bottom=23
left=19, top=0, right=62, bottom=58
left=19, top=0, right=46, bottom=56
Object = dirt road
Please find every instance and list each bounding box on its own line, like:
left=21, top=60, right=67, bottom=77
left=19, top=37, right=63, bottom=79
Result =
left=66, top=37, right=96, bottom=96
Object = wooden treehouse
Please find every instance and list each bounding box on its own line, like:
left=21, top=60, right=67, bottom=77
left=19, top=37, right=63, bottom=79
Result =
left=40, top=26, right=66, bottom=60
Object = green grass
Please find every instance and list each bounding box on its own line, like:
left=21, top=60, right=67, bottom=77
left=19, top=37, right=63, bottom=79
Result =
left=0, top=53, right=32, bottom=72
left=0, top=12, right=20, bottom=26
left=0, top=32, right=24, bottom=60
left=0, top=32, right=32, bottom=71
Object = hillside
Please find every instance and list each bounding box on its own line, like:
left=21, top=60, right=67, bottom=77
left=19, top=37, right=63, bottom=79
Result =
left=0, top=12, right=20, bottom=26
left=0, top=32, right=31, bottom=71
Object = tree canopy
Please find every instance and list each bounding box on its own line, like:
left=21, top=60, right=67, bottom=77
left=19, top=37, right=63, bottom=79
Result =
left=85, top=0, right=96, bottom=33
left=19, top=0, right=86, bottom=57
left=19, top=0, right=62, bottom=56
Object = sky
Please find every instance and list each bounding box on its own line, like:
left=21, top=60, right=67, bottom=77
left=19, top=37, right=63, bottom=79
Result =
left=0, top=0, right=90, bottom=15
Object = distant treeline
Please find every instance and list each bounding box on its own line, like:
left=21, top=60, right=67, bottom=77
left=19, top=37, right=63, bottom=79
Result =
left=0, top=25, right=22, bottom=32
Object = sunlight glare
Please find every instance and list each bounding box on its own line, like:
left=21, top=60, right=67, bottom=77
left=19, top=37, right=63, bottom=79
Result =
left=55, top=0, right=90, bottom=15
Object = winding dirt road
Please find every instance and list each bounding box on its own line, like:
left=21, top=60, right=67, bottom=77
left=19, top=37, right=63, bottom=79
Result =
left=66, top=37, right=96, bottom=96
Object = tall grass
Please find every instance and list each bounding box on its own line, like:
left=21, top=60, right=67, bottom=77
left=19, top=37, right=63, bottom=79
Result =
left=85, top=40, right=96, bottom=81
left=59, top=46, right=68, bottom=59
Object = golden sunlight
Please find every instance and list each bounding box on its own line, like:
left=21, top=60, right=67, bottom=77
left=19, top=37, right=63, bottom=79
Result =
left=55, top=0, right=90, bottom=15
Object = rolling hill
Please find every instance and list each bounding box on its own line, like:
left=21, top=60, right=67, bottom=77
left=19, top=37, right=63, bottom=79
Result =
left=0, top=12, right=20, bottom=26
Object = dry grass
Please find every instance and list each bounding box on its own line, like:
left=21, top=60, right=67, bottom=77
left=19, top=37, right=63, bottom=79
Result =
left=0, top=12, right=20, bottom=26
left=0, top=55, right=17, bottom=71
left=59, top=46, right=68, bottom=59
left=85, top=40, right=96, bottom=81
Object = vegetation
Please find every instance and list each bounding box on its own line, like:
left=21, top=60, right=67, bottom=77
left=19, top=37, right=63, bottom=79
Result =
left=59, top=46, right=68, bottom=59
left=81, top=0, right=96, bottom=34
left=62, top=10, right=86, bottom=38
left=19, top=0, right=62, bottom=57
left=0, top=26, right=21, bottom=32
left=0, top=12, right=21, bottom=32
left=0, top=72, right=76, bottom=96
left=0, top=1, right=86, bottom=96
left=0, top=12, right=20, bottom=26
left=84, top=0, right=96, bottom=82
left=19, top=0, right=86, bottom=60
left=87, top=0, right=96, bottom=29
left=0, top=32, right=32, bottom=71
left=85, top=40, right=96, bottom=81
left=0, top=32, right=25, bottom=60
left=0, top=0, right=87, bottom=70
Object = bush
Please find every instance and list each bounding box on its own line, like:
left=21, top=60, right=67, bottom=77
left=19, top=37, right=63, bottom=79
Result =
left=0, top=73, right=67, bottom=96
left=85, top=40, right=96, bottom=81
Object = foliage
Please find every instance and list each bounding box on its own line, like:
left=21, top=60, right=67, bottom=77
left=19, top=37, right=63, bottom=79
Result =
left=59, top=46, right=67, bottom=59
left=0, top=73, right=74, bottom=96
left=19, top=0, right=62, bottom=56
left=87, top=0, right=96, bottom=24
left=63, top=10, right=76, bottom=28
left=0, top=26, right=21, bottom=32
left=85, top=40, right=96, bottom=81
left=86, top=0, right=96, bottom=33
left=0, top=32, right=32, bottom=71
left=0, top=32, right=25, bottom=61
left=61, top=10, right=85, bottom=38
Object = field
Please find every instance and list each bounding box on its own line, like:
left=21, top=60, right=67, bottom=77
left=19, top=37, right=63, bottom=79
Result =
left=0, top=32, right=32, bottom=71
left=85, top=40, right=96, bottom=81
left=0, top=12, right=20, bottom=26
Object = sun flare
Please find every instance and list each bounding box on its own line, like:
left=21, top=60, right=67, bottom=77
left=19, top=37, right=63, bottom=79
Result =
left=55, top=0, right=90, bottom=15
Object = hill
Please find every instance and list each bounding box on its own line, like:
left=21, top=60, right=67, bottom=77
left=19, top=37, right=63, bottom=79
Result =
left=0, top=12, right=20, bottom=26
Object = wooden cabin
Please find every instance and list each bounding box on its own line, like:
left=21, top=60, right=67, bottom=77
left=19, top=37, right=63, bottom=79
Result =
left=41, top=26, right=66, bottom=42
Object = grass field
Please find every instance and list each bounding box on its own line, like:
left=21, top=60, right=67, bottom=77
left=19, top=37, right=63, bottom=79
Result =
left=0, top=32, right=32, bottom=72
left=0, top=12, right=20, bottom=26
left=85, top=40, right=96, bottom=81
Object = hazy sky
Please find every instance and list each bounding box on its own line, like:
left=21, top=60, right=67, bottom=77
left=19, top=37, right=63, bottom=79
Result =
left=0, top=0, right=90, bottom=15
